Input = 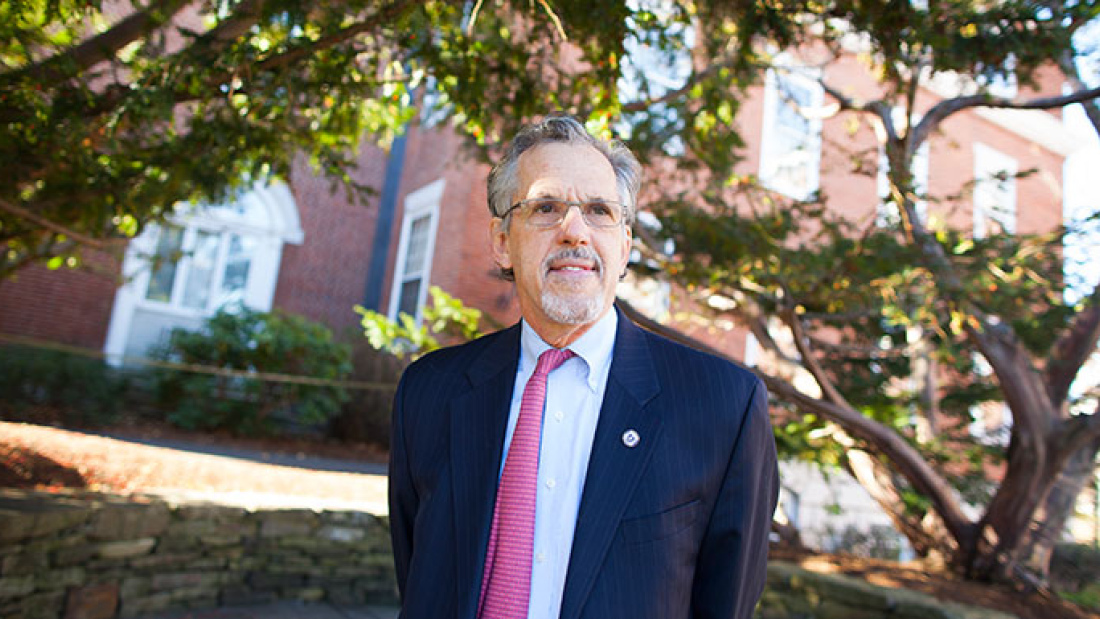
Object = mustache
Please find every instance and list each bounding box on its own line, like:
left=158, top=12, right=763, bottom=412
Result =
left=543, top=246, right=603, bottom=274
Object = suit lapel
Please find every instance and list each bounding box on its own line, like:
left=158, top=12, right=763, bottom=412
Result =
left=559, top=310, right=662, bottom=619
left=450, top=323, right=522, bottom=619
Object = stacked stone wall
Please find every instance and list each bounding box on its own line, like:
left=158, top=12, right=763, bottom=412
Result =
left=1, top=488, right=1023, bottom=619
left=0, top=490, right=395, bottom=619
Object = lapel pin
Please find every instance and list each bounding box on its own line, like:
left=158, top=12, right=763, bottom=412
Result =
left=621, top=429, right=640, bottom=448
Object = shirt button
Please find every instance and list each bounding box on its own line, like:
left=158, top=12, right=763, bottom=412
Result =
left=536, top=552, right=546, bottom=563
left=554, top=411, right=564, bottom=422
left=545, top=478, right=556, bottom=489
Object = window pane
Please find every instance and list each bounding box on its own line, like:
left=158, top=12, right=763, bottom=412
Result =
left=181, top=230, right=220, bottom=310
left=216, top=234, right=256, bottom=308
left=404, top=215, right=432, bottom=276
left=145, top=225, right=185, bottom=302
left=397, top=278, right=421, bottom=318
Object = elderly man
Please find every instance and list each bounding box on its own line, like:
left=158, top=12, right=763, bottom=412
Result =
left=388, top=113, right=778, bottom=619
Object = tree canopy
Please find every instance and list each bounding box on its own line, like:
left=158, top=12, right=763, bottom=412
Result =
left=0, top=0, right=640, bottom=276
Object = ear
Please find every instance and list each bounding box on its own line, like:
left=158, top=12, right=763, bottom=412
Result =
left=619, top=224, right=633, bottom=273
left=490, top=217, right=513, bottom=272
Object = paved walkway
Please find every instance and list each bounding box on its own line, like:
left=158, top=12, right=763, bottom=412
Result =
left=135, top=601, right=399, bottom=619
left=94, top=430, right=388, bottom=475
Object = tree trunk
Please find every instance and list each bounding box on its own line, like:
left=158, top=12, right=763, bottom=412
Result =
left=1017, top=435, right=1100, bottom=581
left=963, top=430, right=1055, bottom=582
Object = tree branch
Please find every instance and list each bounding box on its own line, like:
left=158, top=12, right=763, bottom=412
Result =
left=913, top=86, right=1100, bottom=150
left=783, top=305, right=852, bottom=409
left=1045, top=281, right=1100, bottom=410
left=0, top=198, right=119, bottom=251
left=620, top=56, right=738, bottom=113
left=77, top=0, right=420, bottom=120
left=617, top=296, right=977, bottom=546
left=1055, top=401, right=1100, bottom=458
left=0, top=0, right=193, bottom=89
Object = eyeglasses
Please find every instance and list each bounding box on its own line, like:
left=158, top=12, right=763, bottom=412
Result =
left=501, top=198, right=625, bottom=229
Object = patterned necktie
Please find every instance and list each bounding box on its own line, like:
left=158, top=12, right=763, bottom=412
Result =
left=478, top=347, right=575, bottom=619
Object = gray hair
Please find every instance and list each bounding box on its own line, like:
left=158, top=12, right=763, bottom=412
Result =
left=487, top=113, right=642, bottom=230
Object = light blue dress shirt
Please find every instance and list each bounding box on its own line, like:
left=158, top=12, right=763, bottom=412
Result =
left=499, top=310, right=618, bottom=619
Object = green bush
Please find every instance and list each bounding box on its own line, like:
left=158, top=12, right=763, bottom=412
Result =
left=1052, top=542, right=1100, bottom=609
left=0, top=344, right=125, bottom=426
left=153, top=308, right=352, bottom=436
left=329, top=337, right=408, bottom=449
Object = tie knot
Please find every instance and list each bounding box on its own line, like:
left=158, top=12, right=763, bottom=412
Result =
left=534, top=348, right=574, bottom=377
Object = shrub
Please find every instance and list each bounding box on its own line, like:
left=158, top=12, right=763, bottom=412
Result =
left=0, top=344, right=125, bottom=426
left=355, top=286, right=484, bottom=359
left=1052, top=542, right=1100, bottom=609
left=153, top=308, right=352, bottom=436
left=329, top=337, right=408, bottom=450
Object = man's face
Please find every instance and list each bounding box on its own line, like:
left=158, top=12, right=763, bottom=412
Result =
left=491, top=142, right=632, bottom=337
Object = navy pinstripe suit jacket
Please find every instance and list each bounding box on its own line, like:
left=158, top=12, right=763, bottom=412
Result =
left=389, top=306, right=779, bottom=619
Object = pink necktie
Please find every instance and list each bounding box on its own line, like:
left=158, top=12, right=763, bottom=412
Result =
left=478, top=347, right=575, bottom=619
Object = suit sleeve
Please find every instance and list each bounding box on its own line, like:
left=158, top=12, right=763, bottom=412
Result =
left=691, top=378, right=779, bottom=619
left=388, top=372, right=417, bottom=598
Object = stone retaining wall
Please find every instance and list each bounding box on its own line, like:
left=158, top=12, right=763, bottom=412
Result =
left=0, top=489, right=395, bottom=619
left=1, top=488, right=1018, bottom=619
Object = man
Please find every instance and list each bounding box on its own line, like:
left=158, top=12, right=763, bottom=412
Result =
left=389, top=113, right=779, bottom=619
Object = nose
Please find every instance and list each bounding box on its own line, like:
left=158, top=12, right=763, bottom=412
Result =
left=557, top=204, right=592, bottom=244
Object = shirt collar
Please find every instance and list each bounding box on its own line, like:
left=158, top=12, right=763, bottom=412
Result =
left=520, top=309, right=618, bottom=392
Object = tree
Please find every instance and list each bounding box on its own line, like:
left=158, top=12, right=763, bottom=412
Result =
left=0, top=0, right=635, bottom=278
left=618, top=0, right=1100, bottom=585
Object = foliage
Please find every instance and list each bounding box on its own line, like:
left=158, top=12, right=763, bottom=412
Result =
left=1051, top=542, right=1100, bottom=602
left=329, top=337, right=409, bottom=450
left=615, top=0, right=1100, bottom=586
left=153, top=307, right=351, bottom=436
left=355, top=286, right=484, bottom=359
left=0, top=344, right=125, bottom=426
left=0, top=0, right=659, bottom=278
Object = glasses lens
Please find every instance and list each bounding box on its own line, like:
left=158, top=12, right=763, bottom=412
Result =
left=517, top=199, right=622, bottom=228
left=582, top=201, right=620, bottom=228
left=525, top=199, right=566, bottom=227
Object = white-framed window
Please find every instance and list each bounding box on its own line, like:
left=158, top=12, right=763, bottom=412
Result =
left=759, top=66, right=824, bottom=200
left=142, top=223, right=262, bottom=313
left=104, top=182, right=303, bottom=363
left=388, top=179, right=444, bottom=323
left=973, top=143, right=1018, bottom=238
left=877, top=142, right=930, bottom=227
left=618, top=0, right=694, bottom=156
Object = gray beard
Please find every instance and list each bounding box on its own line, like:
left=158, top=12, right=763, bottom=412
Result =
left=539, top=246, right=606, bottom=325
left=542, top=288, right=604, bottom=324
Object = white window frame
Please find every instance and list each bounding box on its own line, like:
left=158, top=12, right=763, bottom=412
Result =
left=388, top=178, right=444, bottom=323
left=973, top=143, right=1018, bottom=238
left=104, top=182, right=301, bottom=364
left=759, top=65, right=824, bottom=201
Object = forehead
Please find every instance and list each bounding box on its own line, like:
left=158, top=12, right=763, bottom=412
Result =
left=514, top=142, right=618, bottom=200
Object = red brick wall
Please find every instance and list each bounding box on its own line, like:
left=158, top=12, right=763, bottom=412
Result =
left=0, top=252, right=121, bottom=349
left=379, top=124, right=521, bottom=331
left=272, top=149, right=389, bottom=339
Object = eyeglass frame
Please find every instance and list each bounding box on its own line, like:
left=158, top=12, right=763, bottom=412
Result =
left=498, top=197, right=628, bottom=230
